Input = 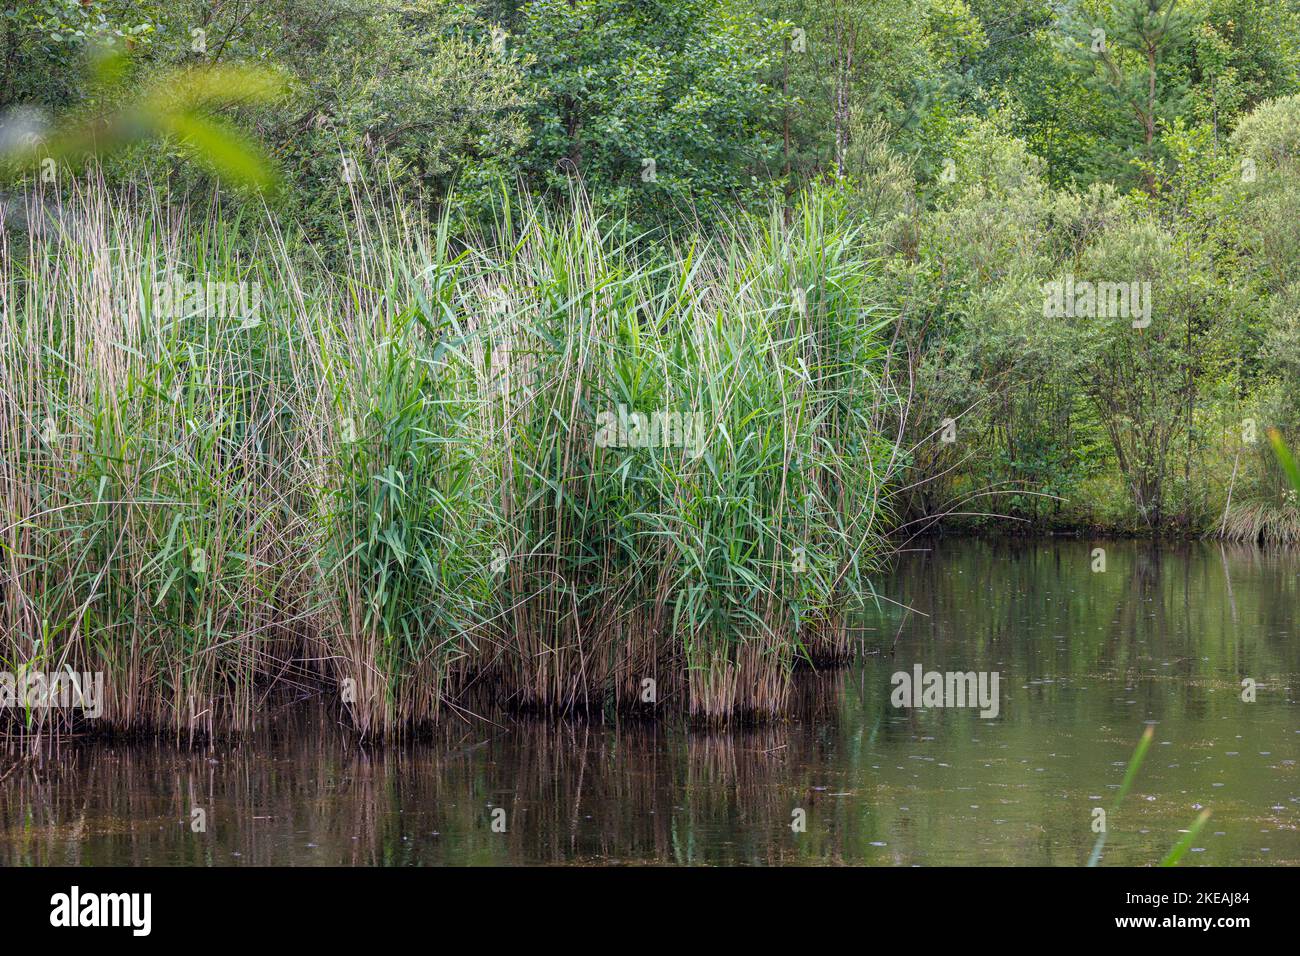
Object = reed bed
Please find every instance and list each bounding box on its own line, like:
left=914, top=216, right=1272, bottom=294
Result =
left=0, top=175, right=900, bottom=742
left=1219, top=498, right=1300, bottom=545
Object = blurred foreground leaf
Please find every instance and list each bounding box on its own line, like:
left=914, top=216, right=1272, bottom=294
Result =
left=2, top=49, right=285, bottom=194
left=1268, top=429, right=1300, bottom=492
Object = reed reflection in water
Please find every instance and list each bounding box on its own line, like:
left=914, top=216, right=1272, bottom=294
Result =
left=2, top=539, right=1297, bottom=866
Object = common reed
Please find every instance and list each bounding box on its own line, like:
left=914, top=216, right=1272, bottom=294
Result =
left=0, top=175, right=900, bottom=742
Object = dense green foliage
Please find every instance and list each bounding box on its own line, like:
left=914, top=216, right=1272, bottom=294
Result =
left=1, top=0, right=1298, bottom=733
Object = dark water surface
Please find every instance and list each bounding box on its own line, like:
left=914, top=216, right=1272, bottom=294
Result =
left=2, top=539, right=1297, bottom=866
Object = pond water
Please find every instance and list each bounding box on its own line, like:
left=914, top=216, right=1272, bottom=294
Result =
left=2, top=538, right=1297, bottom=866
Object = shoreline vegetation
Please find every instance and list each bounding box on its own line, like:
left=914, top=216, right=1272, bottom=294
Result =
left=1, top=1, right=1297, bottom=745
left=1, top=177, right=903, bottom=743
left=3, top=153, right=1299, bottom=743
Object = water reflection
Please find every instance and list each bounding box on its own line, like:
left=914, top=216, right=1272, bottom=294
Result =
left=2, top=539, right=1297, bottom=865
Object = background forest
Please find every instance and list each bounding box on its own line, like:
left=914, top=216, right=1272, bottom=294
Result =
left=4, top=0, right=1298, bottom=537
